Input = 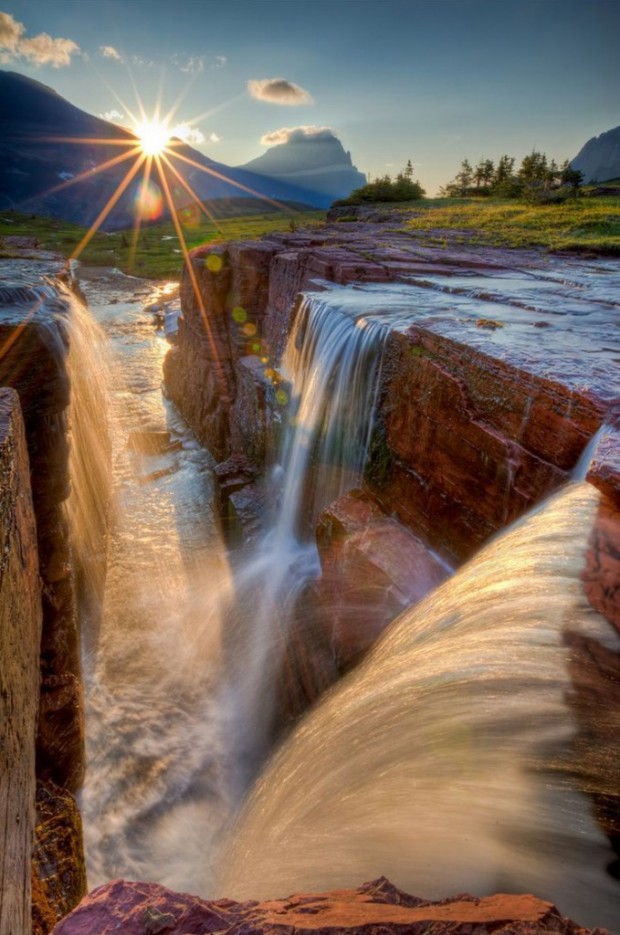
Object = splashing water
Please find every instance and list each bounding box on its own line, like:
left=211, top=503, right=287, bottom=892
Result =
left=218, top=481, right=620, bottom=932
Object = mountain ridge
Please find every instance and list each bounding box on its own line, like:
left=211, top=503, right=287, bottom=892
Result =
left=0, top=71, right=354, bottom=228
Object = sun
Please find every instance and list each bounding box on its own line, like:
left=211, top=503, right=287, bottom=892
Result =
left=135, top=119, right=171, bottom=156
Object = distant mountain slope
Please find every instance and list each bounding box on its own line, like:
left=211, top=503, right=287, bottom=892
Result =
left=240, top=129, right=366, bottom=202
left=0, top=71, right=327, bottom=229
left=570, top=126, right=620, bottom=183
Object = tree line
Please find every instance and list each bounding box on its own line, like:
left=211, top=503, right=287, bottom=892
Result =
left=336, top=160, right=425, bottom=205
left=441, top=151, right=583, bottom=199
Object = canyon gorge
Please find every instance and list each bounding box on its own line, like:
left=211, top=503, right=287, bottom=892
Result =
left=1, top=209, right=620, bottom=935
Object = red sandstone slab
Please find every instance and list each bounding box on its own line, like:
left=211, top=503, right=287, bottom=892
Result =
left=52, top=879, right=604, bottom=935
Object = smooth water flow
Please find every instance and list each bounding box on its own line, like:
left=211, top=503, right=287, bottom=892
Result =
left=220, top=295, right=389, bottom=793
left=218, top=481, right=620, bottom=931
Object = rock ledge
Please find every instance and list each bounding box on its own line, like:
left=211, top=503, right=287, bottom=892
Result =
left=52, top=877, right=608, bottom=935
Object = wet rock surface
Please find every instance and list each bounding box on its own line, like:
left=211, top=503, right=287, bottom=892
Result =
left=51, top=877, right=606, bottom=935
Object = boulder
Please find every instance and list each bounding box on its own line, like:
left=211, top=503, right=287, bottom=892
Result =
left=316, top=489, right=450, bottom=669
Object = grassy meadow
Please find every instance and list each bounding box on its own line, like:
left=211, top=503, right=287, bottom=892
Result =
left=403, top=191, right=620, bottom=254
left=0, top=206, right=326, bottom=279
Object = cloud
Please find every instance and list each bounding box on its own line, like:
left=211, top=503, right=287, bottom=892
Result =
left=0, top=11, right=80, bottom=67
left=172, top=53, right=204, bottom=74
left=260, top=125, right=336, bottom=146
left=172, top=122, right=205, bottom=145
left=211, top=55, right=226, bottom=69
left=247, top=77, right=313, bottom=106
left=0, top=11, right=24, bottom=52
left=100, top=44, right=123, bottom=62
left=209, top=132, right=222, bottom=143
left=100, top=109, right=125, bottom=123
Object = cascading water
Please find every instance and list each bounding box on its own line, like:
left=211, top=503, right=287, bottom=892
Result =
left=217, top=480, right=620, bottom=931
left=71, top=270, right=232, bottom=894
left=220, top=294, right=389, bottom=795
left=55, top=267, right=620, bottom=931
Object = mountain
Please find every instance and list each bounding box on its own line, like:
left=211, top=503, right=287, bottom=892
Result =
left=0, top=71, right=331, bottom=229
left=570, top=125, right=620, bottom=183
left=239, top=128, right=367, bottom=202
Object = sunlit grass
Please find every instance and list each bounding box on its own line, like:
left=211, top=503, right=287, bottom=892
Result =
left=0, top=208, right=325, bottom=279
left=404, top=196, right=620, bottom=253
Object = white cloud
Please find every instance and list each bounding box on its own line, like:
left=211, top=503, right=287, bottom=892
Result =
left=211, top=55, right=226, bottom=69
left=100, top=44, right=123, bottom=62
left=172, top=122, right=205, bottom=145
left=100, top=109, right=125, bottom=123
left=260, top=125, right=336, bottom=146
left=247, top=77, right=313, bottom=106
left=0, top=11, right=80, bottom=67
left=209, top=132, right=222, bottom=143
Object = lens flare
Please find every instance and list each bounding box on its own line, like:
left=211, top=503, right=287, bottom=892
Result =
left=135, top=179, right=163, bottom=221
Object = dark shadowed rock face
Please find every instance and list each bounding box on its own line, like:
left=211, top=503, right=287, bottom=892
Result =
left=51, top=877, right=606, bottom=935
left=0, top=264, right=84, bottom=791
left=571, top=125, right=620, bottom=183
left=32, top=780, right=87, bottom=935
left=0, top=388, right=42, bottom=935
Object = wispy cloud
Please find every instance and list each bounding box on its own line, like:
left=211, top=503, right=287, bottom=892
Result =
left=100, top=109, right=125, bottom=123
left=129, top=54, right=154, bottom=67
left=0, top=10, right=80, bottom=67
left=172, top=122, right=205, bottom=145
left=99, top=44, right=123, bottom=62
left=212, top=55, right=226, bottom=69
left=247, top=77, right=313, bottom=106
left=171, top=53, right=205, bottom=74
left=261, top=125, right=336, bottom=146
left=209, top=132, right=222, bottom=143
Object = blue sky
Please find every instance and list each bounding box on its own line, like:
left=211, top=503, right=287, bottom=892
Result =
left=1, top=0, right=619, bottom=194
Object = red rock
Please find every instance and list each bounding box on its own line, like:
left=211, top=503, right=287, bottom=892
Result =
left=316, top=490, right=450, bottom=669
left=0, top=389, right=42, bottom=935
left=51, top=878, right=606, bottom=935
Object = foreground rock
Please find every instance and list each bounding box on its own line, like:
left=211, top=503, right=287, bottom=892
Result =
left=0, top=388, right=42, bottom=935
left=52, top=877, right=606, bottom=935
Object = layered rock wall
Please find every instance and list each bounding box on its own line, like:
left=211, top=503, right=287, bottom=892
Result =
left=0, top=388, right=41, bottom=935
left=164, top=221, right=619, bottom=722
left=0, top=268, right=94, bottom=931
left=0, top=280, right=84, bottom=792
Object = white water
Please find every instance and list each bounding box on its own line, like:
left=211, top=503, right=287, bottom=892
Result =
left=219, top=295, right=389, bottom=795
left=218, top=481, right=620, bottom=931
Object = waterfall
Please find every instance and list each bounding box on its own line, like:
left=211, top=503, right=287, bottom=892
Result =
left=64, top=297, right=112, bottom=634
left=218, top=481, right=620, bottom=932
left=220, top=294, right=388, bottom=794
left=70, top=269, right=232, bottom=895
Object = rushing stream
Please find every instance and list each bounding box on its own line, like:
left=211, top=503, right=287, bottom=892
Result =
left=62, top=265, right=620, bottom=931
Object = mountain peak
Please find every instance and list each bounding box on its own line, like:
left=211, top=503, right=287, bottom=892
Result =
left=571, top=125, right=620, bottom=183
left=239, top=127, right=366, bottom=201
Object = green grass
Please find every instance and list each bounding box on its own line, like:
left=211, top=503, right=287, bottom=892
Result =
left=403, top=196, right=620, bottom=253
left=0, top=207, right=326, bottom=279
